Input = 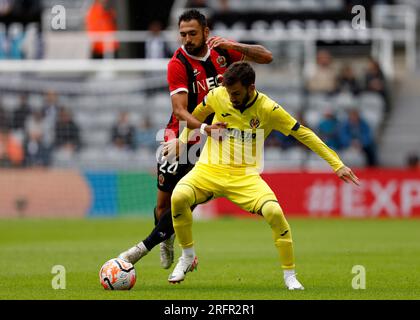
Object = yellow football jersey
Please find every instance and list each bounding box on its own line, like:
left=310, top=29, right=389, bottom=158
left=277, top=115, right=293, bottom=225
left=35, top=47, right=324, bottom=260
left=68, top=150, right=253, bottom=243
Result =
left=181, top=86, right=297, bottom=172
left=179, top=85, right=345, bottom=173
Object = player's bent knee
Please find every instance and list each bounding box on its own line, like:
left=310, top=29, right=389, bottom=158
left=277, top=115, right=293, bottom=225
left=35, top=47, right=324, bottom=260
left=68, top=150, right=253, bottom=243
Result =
left=261, top=201, right=291, bottom=234
left=261, top=201, right=286, bottom=222
left=171, top=191, right=189, bottom=211
left=171, top=185, right=195, bottom=210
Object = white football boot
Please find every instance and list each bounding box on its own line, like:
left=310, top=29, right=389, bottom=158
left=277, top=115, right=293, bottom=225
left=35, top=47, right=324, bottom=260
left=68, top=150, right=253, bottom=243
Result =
left=284, top=273, right=305, bottom=290
left=160, top=234, right=175, bottom=269
left=118, top=242, right=149, bottom=264
left=168, top=255, right=198, bottom=284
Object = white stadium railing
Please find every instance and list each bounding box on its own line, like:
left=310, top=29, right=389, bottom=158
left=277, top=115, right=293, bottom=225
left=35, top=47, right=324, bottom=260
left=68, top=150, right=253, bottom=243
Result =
left=0, top=27, right=399, bottom=79
left=0, top=58, right=170, bottom=73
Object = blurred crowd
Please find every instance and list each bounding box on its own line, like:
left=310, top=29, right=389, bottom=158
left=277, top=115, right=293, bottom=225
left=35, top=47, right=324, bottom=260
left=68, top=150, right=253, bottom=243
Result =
left=266, top=107, right=379, bottom=167
left=306, top=50, right=390, bottom=113
left=0, top=0, right=415, bottom=169
left=0, top=91, right=77, bottom=167
left=0, top=0, right=403, bottom=61
left=0, top=90, right=158, bottom=168
left=0, top=49, right=394, bottom=169
left=265, top=50, right=392, bottom=168
left=0, top=21, right=42, bottom=59
left=0, top=0, right=42, bottom=59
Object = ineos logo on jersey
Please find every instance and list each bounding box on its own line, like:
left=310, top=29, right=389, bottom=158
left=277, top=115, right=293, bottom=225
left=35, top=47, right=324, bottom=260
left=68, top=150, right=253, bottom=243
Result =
left=192, top=74, right=224, bottom=94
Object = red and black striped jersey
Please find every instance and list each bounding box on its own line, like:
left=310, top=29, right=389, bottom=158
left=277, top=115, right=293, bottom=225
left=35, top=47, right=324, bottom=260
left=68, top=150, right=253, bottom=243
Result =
left=165, top=45, right=244, bottom=141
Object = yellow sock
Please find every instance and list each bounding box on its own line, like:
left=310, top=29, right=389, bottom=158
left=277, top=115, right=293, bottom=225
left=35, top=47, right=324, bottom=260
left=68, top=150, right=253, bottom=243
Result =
left=261, top=201, right=295, bottom=270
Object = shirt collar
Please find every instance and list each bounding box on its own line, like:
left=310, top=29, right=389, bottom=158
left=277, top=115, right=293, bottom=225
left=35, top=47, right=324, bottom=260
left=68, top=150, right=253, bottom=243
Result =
left=181, top=45, right=210, bottom=61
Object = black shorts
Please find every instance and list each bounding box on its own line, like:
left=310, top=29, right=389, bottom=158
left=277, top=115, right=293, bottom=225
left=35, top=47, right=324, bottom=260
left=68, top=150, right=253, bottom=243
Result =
left=157, top=139, right=205, bottom=192
left=157, top=160, right=194, bottom=192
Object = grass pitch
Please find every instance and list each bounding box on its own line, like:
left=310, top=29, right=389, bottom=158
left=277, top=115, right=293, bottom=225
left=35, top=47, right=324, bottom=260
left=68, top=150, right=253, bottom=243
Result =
left=1, top=217, right=419, bottom=300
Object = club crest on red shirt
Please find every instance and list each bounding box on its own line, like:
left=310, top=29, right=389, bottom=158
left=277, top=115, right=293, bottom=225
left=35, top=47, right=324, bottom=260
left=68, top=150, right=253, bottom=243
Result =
left=216, top=55, right=227, bottom=68
left=158, top=174, right=165, bottom=186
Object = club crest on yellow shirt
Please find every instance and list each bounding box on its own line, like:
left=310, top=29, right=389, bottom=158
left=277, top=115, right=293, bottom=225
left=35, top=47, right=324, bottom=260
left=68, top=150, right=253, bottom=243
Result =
left=250, top=118, right=260, bottom=129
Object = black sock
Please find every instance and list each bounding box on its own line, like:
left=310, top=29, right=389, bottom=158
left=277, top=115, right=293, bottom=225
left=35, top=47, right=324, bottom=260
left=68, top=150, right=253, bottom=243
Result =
left=153, top=207, right=159, bottom=226
left=143, top=207, right=174, bottom=251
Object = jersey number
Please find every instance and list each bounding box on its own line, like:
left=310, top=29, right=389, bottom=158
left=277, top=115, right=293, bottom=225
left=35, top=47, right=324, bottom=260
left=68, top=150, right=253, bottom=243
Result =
left=159, top=160, right=179, bottom=175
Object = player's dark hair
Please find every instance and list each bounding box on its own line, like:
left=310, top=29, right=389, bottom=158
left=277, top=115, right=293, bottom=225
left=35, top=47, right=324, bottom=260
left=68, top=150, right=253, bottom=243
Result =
left=178, top=9, right=207, bottom=28
left=223, top=61, right=256, bottom=87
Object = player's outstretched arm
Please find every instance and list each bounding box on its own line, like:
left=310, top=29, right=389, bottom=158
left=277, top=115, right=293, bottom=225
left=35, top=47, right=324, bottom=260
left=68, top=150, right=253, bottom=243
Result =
left=290, top=125, right=360, bottom=186
left=206, top=36, right=273, bottom=64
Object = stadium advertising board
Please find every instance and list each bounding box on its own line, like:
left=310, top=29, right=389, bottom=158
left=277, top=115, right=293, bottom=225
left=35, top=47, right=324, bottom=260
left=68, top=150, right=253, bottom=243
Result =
left=1, top=169, right=419, bottom=218
left=215, top=169, right=420, bottom=218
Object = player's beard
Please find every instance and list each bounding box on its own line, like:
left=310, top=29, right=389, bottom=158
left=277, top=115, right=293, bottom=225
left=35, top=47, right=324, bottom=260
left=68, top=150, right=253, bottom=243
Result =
left=184, top=37, right=206, bottom=56
left=233, top=92, right=250, bottom=109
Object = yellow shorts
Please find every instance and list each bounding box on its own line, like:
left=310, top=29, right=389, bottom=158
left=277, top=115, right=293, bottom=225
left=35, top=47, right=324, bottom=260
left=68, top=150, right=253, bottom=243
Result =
left=176, top=162, right=278, bottom=214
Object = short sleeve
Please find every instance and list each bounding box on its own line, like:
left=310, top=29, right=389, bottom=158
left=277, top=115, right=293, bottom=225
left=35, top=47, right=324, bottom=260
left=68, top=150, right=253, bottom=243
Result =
left=270, top=103, right=298, bottom=136
left=167, top=59, right=188, bottom=96
left=192, top=92, right=215, bottom=122
left=203, top=88, right=218, bottom=110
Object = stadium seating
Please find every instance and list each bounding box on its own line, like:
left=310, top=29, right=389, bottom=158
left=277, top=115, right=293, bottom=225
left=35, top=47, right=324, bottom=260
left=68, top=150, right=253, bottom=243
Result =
left=0, top=71, right=386, bottom=170
left=208, top=0, right=345, bottom=12
left=0, top=0, right=400, bottom=170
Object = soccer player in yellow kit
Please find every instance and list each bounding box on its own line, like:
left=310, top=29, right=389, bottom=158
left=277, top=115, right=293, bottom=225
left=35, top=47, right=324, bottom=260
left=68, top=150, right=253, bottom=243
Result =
left=164, top=61, right=360, bottom=290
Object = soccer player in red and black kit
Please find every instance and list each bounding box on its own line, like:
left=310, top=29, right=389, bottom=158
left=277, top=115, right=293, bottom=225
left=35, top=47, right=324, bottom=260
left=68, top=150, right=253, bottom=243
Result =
left=119, top=9, right=272, bottom=269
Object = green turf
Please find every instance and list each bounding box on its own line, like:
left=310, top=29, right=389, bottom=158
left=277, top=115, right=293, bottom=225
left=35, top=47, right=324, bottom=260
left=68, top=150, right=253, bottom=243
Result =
left=1, top=217, right=419, bottom=300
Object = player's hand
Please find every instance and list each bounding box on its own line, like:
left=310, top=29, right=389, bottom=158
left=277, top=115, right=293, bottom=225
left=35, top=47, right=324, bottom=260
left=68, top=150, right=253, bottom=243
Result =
left=336, top=166, right=360, bottom=186
left=205, top=122, right=228, bottom=141
left=207, top=36, right=235, bottom=51
left=161, top=138, right=184, bottom=163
